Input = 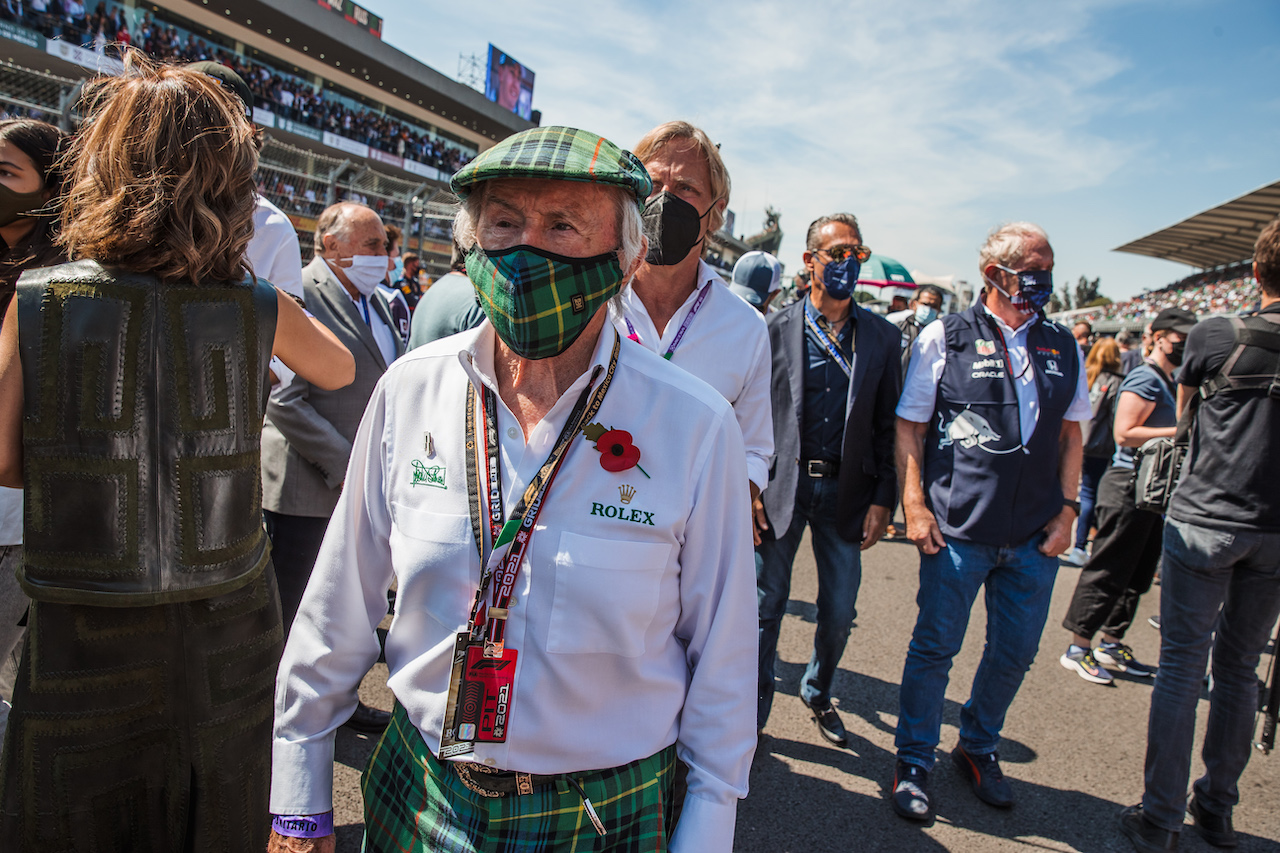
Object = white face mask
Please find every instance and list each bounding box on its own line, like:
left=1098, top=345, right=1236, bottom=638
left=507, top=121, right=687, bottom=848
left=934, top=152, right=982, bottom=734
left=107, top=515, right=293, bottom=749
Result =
left=915, top=304, right=939, bottom=325
left=328, top=254, right=387, bottom=297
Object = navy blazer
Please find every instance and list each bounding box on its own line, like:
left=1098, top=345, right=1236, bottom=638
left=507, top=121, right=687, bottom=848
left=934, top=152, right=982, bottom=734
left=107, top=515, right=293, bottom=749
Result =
left=761, top=298, right=902, bottom=542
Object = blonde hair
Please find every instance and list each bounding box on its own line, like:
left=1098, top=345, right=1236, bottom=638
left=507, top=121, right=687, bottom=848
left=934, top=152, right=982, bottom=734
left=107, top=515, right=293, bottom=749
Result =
left=1085, top=337, right=1122, bottom=388
left=59, top=51, right=258, bottom=285
left=633, top=121, right=731, bottom=234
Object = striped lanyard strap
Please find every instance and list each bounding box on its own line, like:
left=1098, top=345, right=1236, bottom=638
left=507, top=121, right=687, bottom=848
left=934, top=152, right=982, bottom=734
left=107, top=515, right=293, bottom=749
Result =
left=803, top=307, right=852, bottom=378
left=462, top=333, right=620, bottom=654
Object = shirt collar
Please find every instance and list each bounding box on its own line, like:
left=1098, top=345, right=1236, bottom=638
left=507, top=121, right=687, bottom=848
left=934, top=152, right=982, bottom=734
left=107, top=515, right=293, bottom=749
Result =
left=458, top=319, right=617, bottom=397
left=979, top=299, right=1036, bottom=336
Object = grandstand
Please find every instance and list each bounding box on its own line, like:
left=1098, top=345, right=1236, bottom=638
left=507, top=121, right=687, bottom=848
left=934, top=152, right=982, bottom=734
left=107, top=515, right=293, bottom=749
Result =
left=0, top=0, right=535, bottom=275
left=1050, top=180, right=1280, bottom=332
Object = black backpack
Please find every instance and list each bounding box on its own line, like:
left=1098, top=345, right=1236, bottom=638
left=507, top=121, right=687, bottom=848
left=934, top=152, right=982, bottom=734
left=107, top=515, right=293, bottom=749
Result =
left=1082, top=371, right=1123, bottom=459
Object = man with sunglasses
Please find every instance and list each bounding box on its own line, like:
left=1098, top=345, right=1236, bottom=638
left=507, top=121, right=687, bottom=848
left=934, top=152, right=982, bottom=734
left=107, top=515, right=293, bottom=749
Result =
left=756, top=213, right=902, bottom=746
left=890, top=222, right=1089, bottom=822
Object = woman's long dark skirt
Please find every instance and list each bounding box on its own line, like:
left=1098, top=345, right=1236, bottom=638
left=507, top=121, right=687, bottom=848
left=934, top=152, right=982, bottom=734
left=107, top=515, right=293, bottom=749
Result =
left=0, top=567, right=282, bottom=852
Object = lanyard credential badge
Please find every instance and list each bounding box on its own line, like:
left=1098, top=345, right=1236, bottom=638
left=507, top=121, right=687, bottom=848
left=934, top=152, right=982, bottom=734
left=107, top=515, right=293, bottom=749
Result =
left=439, top=334, right=621, bottom=758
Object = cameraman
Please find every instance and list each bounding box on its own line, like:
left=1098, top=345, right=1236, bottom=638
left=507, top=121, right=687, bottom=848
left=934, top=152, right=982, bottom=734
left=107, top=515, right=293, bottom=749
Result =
left=1121, top=217, right=1280, bottom=851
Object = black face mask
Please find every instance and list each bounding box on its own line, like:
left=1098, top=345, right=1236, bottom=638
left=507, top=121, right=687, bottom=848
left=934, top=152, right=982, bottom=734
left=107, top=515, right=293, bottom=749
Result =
left=642, top=191, right=712, bottom=266
left=1167, top=340, right=1185, bottom=367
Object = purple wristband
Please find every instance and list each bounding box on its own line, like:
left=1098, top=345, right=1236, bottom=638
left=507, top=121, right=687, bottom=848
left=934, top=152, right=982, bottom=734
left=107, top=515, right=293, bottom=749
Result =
left=272, top=812, right=334, bottom=838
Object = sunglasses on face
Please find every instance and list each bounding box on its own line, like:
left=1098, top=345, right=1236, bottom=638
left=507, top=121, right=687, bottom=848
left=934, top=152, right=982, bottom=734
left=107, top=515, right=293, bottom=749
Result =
left=817, top=244, right=873, bottom=264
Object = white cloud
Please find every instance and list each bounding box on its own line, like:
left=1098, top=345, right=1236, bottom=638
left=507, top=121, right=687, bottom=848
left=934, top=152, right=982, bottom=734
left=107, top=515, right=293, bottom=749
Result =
left=382, top=0, right=1261, bottom=296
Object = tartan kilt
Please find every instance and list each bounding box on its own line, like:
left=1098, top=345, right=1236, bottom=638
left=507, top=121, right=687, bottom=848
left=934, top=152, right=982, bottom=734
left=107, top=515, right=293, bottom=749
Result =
left=361, top=703, right=676, bottom=852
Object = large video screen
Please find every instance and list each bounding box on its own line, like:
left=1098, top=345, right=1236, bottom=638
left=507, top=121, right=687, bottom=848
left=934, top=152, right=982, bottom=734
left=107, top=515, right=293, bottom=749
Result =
left=485, top=44, right=535, bottom=121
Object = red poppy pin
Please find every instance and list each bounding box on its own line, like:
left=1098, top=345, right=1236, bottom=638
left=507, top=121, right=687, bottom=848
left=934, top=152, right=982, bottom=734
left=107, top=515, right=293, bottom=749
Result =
left=583, top=423, right=650, bottom=478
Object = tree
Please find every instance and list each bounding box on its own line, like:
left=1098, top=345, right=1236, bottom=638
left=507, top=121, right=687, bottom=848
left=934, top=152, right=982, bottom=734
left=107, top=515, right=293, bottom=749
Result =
left=1074, top=275, right=1102, bottom=309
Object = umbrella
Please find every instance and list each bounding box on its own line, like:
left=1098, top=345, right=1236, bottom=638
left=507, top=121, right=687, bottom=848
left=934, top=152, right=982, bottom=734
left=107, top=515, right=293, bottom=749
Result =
left=856, top=254, right=916, bottom=287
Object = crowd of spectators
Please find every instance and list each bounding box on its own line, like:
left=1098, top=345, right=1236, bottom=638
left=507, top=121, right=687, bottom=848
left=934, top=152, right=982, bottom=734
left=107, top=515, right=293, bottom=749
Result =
left=1072, top=270, right=1261, bottom=327
left=3, top=0, right=474, bottom=173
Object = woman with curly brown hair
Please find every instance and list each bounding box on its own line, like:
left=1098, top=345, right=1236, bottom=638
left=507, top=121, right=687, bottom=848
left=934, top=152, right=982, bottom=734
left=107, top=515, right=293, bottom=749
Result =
left=0, top=53, right=353, bottom=851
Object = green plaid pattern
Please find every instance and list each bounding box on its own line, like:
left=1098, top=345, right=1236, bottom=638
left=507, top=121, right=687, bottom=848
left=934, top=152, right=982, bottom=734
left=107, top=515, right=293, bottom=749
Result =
left=465, top=247, right=624, bottom=360
left=451, top=126, right=652, bottom=207
left=361, top=704, right=677, bottom=852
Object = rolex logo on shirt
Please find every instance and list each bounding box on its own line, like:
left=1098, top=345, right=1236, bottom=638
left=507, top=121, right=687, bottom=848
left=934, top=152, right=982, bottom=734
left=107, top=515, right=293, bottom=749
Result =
left=619, top=484, right=636, bottom=505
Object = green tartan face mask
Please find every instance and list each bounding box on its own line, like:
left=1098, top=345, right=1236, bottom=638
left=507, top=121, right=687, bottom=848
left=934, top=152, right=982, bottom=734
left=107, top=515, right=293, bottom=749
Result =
left=466, top=244, right=625, bottom=360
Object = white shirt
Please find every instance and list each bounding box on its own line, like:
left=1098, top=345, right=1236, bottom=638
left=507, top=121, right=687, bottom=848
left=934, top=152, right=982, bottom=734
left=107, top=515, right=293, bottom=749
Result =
left=611, top=260, right=773, bottom=491
left=897, top=302, right=1091, bottom=441
left=272, top=323, right=757, bottom=852
left=248, top=195, right=303, bottom=299
left=347, top=289, right=399, bottom=367
left=0, top=487, right=20, bottom=546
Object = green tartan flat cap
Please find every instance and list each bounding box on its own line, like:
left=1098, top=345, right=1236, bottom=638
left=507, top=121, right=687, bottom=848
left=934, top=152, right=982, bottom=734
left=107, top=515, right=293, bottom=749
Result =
left=451, top=126, right=652, bottom=207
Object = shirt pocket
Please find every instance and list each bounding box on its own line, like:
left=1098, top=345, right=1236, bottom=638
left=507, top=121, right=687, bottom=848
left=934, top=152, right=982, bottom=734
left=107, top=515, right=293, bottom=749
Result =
left=389, top=501, right=475, bottom=629
left=547, top=531, right=672, bottom=658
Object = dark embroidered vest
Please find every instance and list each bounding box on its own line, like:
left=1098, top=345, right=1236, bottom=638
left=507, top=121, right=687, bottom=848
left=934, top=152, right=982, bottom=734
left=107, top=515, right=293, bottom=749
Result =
left=16, top=260, right=278, bottom=605
left=922, top=306, right=1079, bottom=547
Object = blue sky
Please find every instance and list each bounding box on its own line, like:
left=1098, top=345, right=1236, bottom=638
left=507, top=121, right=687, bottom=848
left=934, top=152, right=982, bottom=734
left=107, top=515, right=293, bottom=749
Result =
left=376, top=0, right=1279, bottom=302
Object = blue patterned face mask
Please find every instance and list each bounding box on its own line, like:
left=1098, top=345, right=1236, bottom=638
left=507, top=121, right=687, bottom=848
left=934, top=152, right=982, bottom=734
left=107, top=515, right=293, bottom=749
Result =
left=988, top=265, right=1053, bottom=314
left=821, top=255, right=861, bottom=300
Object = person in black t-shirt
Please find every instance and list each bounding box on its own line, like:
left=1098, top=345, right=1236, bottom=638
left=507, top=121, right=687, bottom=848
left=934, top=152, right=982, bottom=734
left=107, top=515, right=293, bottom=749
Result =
left=1120, top=216, right=1280, bottom=852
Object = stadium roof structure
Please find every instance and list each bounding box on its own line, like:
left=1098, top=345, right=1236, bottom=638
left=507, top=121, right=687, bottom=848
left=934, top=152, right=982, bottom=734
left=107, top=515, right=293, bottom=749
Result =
left=1113, top=179, right=1280, bottom=270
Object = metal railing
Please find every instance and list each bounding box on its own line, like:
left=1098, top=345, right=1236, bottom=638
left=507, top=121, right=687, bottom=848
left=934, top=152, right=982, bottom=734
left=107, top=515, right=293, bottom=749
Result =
left=0, top=58, right=461, bottom=274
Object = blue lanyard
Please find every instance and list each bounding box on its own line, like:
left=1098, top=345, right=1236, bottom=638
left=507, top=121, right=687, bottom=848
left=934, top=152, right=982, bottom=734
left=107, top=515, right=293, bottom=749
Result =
left=358, top=295, right=371, bottom=326
left=803, top=306, right=852, bottom=377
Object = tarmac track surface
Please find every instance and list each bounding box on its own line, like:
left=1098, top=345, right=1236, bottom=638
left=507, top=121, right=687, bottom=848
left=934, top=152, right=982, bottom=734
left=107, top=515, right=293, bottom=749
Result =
left=331, top=529, right=1280, bottom=852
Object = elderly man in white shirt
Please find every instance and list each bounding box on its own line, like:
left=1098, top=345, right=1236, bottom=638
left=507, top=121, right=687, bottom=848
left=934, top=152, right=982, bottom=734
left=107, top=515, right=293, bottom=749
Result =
left=269, top=126, right=757, bottom=853
left=611, top=121, right=772, bottom=541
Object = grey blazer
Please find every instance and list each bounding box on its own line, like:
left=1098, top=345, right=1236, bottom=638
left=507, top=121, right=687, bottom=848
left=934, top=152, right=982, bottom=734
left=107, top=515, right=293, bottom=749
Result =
left=761, top=299, right=902, bottom=541
left=261, top=256, right=405, bottom=518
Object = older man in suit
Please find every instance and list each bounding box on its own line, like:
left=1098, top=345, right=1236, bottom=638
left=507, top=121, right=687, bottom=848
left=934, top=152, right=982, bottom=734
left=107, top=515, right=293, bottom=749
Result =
left=756, top=212, right=902, bottom=745
left=261, top=201, right=404, bottom=733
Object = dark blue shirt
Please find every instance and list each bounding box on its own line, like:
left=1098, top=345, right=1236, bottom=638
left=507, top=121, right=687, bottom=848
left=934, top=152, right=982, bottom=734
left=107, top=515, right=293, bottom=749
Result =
left=1110, top=362, right=1176, bottom=470
left=800, top=299, right=854, bottom=461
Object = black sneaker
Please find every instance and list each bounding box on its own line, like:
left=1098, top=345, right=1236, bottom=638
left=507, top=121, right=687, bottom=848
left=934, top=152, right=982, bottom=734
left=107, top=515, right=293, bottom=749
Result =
left=891, top=760, right=934, bottom=823
left=800, top=696, right=848, bottom=747
left=952, top=745, right=1014, bottom=808
left=1119, top=804, right=1179, bottom=852
left=1187, top=795, right=1237, bottom=848
left=1095, top=642, right=1156, bottom=677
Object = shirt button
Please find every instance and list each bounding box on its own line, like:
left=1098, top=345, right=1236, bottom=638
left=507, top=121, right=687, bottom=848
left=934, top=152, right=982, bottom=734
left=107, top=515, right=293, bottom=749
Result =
left=484, top=758, right=496, bottom=766
left=507, top=427, right=519, bottom=440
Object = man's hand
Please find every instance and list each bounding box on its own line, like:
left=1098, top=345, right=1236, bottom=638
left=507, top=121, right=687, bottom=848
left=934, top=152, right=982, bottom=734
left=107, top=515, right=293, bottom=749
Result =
left=1039, top=507, right=1075, bottom=558
left=904, top=501, right=946, bottom=555
left=860, top=504, right=891, bottom=551
left=751, top=482, right=767, bottom=547
left=268, top=831, right=336, bottom=853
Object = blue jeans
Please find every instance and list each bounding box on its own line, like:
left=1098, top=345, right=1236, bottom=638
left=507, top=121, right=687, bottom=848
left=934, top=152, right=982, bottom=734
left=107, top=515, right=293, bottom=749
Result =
left=756, top=474, right=863, bottom=728
left=1075, top=454, right=1109, bottom=550
left=895, top=537, right=1058, bottom=770
left=1140, top=518, right=1280, bottom=832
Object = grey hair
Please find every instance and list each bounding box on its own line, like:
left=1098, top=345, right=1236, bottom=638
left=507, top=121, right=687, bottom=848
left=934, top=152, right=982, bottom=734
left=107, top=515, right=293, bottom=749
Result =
left=805, top=213, right=862, bottom=251
left=313, top=201, right=365, bottom=254
left=978, top=221, right=1050, bottom=278
left=452, top=183, right=645, bottom=272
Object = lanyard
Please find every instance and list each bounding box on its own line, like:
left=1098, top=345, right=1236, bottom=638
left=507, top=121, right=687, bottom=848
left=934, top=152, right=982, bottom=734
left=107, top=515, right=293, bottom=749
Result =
left=357, top=295, right=371, bottom=326
left=803, top=306, right=852, bottom=377
left=624, top=281, right=713, bottom=360
left=462, top=333, right=621, bottom=654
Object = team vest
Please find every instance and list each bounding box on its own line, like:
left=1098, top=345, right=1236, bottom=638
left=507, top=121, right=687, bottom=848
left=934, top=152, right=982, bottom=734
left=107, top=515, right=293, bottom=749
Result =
left=922, top=306, right=1079, bottom=546
left=16, top=260, right=278, bottom=605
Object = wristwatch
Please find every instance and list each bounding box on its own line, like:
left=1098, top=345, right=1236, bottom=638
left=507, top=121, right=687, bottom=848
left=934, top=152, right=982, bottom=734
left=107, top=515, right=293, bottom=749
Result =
left=1063, top=499, right=1081, bottom=516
